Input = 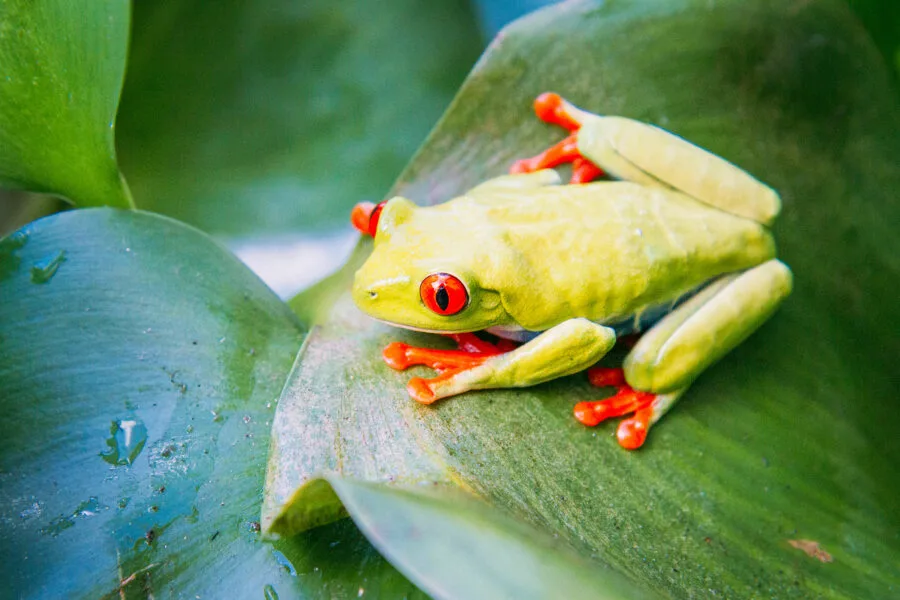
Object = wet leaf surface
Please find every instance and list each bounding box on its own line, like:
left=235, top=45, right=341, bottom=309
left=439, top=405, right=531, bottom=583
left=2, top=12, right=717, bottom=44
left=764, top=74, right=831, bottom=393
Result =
left=0, top=209, right=423, bottom=598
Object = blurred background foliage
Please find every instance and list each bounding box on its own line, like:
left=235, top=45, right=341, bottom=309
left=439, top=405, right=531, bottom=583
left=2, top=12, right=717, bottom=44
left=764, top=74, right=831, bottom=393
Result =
left=107, top=0, right=900, bottom=242
left=1, top=0, right=896, bottom=244
left=115, top=0, right=482, bottom=238
left=846, top=0, right=900, bottom=78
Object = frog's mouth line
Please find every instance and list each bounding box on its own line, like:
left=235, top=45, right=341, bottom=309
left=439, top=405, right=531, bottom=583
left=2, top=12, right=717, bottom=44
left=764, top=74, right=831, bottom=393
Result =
left=366, top=317, right=539, bottom=343
left=367, top=316, right=478, bottom=336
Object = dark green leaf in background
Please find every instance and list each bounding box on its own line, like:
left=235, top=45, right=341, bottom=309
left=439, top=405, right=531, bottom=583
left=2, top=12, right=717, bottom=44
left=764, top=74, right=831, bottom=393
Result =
left=471, top=0, right=556, bottom=35
left=846, top=0, right=900, bottom=80
left=0, top=0, right=133, bottom=207
left=269, top=0, right=900, bottom=597
left=0, top=189, right=64, bottom=237
left=115, top=0, right=483, bottom=237
left=0, top=210, right=425, bottom=598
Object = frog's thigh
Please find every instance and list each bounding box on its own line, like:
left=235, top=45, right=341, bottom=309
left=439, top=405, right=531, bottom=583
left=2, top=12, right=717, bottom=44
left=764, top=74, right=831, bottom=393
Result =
left=432, top=319, right=616, bottom=399
left=623, top=259, right=793, bottom=394
left=577, top=116, right=781, bottom=225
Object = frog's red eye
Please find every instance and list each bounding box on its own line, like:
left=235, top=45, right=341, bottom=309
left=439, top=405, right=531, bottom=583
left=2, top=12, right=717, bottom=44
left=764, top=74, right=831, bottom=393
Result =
left=420, top=273, right=468, bottom=316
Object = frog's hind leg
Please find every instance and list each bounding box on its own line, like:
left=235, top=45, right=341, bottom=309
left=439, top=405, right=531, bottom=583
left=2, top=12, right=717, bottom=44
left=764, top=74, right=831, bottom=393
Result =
left=577, top=260, right=792, bottom=449
left=511, top=93, right=781, bottom=225
left=575, top=368, right=686, bottom=449
left=382, top=319, right=616, bottom=405
left=573, top=106, right=781, bottom=225
left=510, top=93, right=605, bottom=184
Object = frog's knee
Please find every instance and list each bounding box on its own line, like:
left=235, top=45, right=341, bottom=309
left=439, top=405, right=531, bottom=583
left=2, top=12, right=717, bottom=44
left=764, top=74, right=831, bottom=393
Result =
left=623, top=259, right=792, bottom=393
left=622, top=352, right=698, bottom=394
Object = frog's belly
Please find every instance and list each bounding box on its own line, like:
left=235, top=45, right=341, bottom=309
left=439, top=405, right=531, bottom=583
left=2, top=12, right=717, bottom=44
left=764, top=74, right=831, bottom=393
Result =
left=486, top=285, right=702, bottom=342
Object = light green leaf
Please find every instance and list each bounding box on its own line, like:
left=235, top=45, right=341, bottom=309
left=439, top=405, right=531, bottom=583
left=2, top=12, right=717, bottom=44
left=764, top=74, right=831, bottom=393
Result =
left=269, top=0, right=900, bottom=597
left=328, top=478, right=650, bottom=600
left=0, top=0, right=133, bottom=207
left=115, top=0, right=482, bottom=236
left=0, top=209, right=423, bottom=598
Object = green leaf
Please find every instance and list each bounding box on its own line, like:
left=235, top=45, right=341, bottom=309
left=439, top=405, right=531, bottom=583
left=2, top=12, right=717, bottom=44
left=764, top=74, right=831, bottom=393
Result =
left=115, top=0, right=482, bottom=236
left=0, top=0, right=133, bottom=207
left=846, top=0, right=900, bottom=80
left=0, top=209, right=424, bottom=598
left=268, top=0, right=900, bottom=597
left=328, top=478, right=649, bottom=600
left=0, top=190, right=64, bottom=237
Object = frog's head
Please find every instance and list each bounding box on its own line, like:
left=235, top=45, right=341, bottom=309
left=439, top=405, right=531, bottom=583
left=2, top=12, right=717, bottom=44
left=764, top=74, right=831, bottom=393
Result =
left=352, top=196, right=512, bottom=333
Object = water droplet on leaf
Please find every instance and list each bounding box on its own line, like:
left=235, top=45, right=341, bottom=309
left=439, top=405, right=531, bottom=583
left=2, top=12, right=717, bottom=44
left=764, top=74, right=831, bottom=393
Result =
left=272, top=550, right=297, bottom=576
left=101, top=418, right=148, bottom=466
left=264, top=584, right=279, bottom=600
left=30, top=250, right=66, bottom=284
left=39, top=497, right=108, bottom=535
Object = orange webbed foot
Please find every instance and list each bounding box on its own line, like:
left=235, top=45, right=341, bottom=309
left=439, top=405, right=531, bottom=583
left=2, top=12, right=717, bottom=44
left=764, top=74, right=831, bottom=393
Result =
left=382, top=334, right=516, bottom=405
left=574, top=367, right=657, bottom=450
left=510, top=92, right=606, bottom=184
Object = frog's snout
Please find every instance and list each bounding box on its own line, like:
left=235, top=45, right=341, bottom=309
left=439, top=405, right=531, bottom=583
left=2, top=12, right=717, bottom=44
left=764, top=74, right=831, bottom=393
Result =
left=351, top=271, right=373, bottom=306
left=352, top=267, right=406, bottom=316
left=359, top=286, right=380, bottom=304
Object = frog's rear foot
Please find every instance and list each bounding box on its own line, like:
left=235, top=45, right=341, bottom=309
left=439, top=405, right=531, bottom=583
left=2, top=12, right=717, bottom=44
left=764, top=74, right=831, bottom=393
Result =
left=575, top=367, right=659, bottom=449
left=510, top=92, right=605, bottom=184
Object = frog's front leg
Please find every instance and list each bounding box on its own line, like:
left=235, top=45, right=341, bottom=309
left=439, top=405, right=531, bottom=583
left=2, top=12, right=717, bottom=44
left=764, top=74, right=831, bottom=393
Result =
left=577, top=259, right=793, bottom=449
left=383, top=318, right=616, bottom=404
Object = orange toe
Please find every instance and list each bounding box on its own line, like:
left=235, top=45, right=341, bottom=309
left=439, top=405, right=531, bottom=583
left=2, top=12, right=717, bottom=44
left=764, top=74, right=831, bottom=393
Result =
left=616, top=406, right=654, bottom=450
left=573, top=401, right=602, bottom=426
left=383, top=342, right=412, bottom=370
left=408, top=377, right=437, bottom=404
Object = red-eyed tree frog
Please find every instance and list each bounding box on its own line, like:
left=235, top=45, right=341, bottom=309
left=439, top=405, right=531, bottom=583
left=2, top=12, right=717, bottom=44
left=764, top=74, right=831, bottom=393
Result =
left=350, top=93, right=792, bottom=450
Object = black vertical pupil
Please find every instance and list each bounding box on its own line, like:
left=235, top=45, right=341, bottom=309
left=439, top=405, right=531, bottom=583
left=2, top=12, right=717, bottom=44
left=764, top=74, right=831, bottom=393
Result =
left=435, top=285, right=450, bottom=311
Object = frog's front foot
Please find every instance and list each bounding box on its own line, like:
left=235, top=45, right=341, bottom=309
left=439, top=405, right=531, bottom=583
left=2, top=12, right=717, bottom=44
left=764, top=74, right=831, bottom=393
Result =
left=574, top=367, right=660, bottom=450
left=382, top=333, right=514, bottom=404
left=350, top=200, right=387, bottom=238
left=510, top=92, right=605, bottom=184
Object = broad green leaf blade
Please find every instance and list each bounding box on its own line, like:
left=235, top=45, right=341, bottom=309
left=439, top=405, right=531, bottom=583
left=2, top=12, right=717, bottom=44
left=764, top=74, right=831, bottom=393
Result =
left=0, top=210, right=423, bottom=598
left=115, top=0, right=482, bottom=236
left=0, top=0, right=133, bottom=207
left=328, top=478, right=650, bottom=600
left=270, top=0, right=900, bottom=597
left=263, top=301, right=458, bottom=535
